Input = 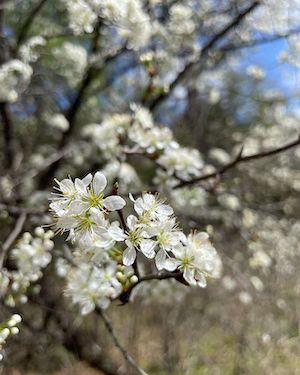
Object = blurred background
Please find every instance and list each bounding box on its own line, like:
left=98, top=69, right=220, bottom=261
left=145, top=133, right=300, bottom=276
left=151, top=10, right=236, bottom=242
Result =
left=0, top=0, right=300, bottom=374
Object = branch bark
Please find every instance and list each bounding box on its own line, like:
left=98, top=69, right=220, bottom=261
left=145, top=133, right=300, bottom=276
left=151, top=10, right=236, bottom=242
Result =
left=174, top=135, right=300, bottom=189
left=0, top=212, right=27, bottom=269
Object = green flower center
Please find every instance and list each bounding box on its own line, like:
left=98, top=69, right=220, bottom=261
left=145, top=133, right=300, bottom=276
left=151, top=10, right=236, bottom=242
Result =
left=157, top=231, right=169, bottom=246
left=128, top=229, right=142, bottom=246
left=86, top=191, right=104, bottom=208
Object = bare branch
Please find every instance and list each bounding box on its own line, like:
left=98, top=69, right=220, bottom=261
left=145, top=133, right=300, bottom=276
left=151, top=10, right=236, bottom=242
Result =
left=0, top=103, right=14, bottom=170
left=96, top=308, right=149, bottom=375
left=0, top=203, right=45, bottom=215
left=119, top=271, right=187, bottom=304
left=220, top=27, right=300, bottom=52
left=0, top=212, right=27, bottom=269
left=174, top=135, right=300, bottom=189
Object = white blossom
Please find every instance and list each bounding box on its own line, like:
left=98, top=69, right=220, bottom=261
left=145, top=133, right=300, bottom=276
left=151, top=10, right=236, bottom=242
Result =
left=168, top=232, right=222, bottom=287
left=0, top=60, right=32, bottom=102
left=65, top=261, right=122, bottom=314
left=65, top=0, right=97, bottom=34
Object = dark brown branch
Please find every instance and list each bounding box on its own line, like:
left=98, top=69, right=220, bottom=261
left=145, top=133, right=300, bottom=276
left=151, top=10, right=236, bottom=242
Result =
left=0, top=212, right=27, bottom=269
left=119, top=271, right=186, bottom=304
left=0, top=103, right=14, bottom=169
left=149, top=1, right=260, bottom=111
left=0, top=6, right=14, bottom=170
left=220, top=27, right=300, bottom=53
left=16, top=0, right=48, bottom=47
left=174, top=135, right=300, bottom=189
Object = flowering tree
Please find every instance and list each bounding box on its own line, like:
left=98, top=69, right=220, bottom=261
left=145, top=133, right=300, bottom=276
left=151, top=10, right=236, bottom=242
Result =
left=0, top=0, right=300, bottom=374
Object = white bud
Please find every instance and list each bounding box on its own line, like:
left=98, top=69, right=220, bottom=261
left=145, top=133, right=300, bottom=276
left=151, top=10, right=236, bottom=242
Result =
left=11, top=314, right=22, bottom=324
left=34, top=227, right=45, bottom=237
left=10, top=327, right=19, bottom=335
left=130, top=275, right=138, bottom=284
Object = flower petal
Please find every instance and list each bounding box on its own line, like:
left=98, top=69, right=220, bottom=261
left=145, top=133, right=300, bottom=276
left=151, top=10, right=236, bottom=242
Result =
left=155, top=248, right=166, bottom=270
left=103, top=196, right=126, bottom=211
left=183, top=268, right=196, bottom=285
left=123, top=246, right=136, bottom=266
left=82, top=173, right=93, bottom=186
left=140, top=239, right=156, bottom=259
left=75, top=178, right=87, bottom=195
left=92, top=172, right=107, bottom=194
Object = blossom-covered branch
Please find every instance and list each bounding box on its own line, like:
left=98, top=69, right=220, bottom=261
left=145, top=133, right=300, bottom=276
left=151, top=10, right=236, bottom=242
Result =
left=149, top=1, right=260, bottom=110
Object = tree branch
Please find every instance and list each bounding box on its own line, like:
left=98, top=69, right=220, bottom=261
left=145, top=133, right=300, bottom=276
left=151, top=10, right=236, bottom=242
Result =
left=149, top=1, right=260, bottom=111
left=0, top=212, right=27, bottom=269
left=220, top=27, right=300, bottom=53
left=119, top=271, right=186, bottom=304
left=0, top=103, right=14, bottom=170
left=174, top=134, right=300, bottom=189
left=96, top=307, right=149, bottom=375
left=16, top=0, right=48, bottom=47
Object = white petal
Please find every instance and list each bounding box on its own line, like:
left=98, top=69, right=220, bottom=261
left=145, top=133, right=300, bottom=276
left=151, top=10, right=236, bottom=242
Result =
left=157, top=204, right=173, bottom=217
left=81, top=301, right=95, bottom=315
left=164, top=258, right=178, bottom=271
left=183, top=268, right=196, bottom=285
left=140, top=239, right=156, bottom=259
left=59, top=179, right=74, bottom=193
left=155, top=248, right=166, bottom=270
left=196, top=273, right=207, bottom=288
left=75, top=178, right=87, bottom=195
left=129, top=193, right=135, bottom=202
left=82, top=173, right=92, bottom=186
left=92, top=172, right=107, bottom=194
left=134, top=198, right=144, bottom=215
left=123, top=246, right=136, bottom=266
left=90, top=208, right=106, bottom=226
left=126, top=215, right=137, bottom=230
left=108, top=222, right=126, bottom=241
left=103, top=196, right=126, bottom=211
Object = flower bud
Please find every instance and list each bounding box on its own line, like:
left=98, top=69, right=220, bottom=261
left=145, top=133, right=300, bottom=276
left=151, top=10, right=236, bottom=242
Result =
left=130, top=275, right=138, bottom=285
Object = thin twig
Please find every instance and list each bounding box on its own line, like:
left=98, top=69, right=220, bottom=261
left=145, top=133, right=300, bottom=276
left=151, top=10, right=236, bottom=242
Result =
left=0, top=212, right=27, bottom=268
left=119, top=271, right=186, bottom=304
left=96, top=308, right=149, bottom=375
left=0, top=103, right=14, bottom=170
left=174, top=135, right=300, bottom=189
left=0, top=203, right=45, bottom=215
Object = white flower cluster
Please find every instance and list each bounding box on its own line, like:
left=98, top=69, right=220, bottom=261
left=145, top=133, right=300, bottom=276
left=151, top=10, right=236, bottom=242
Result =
left=0, top=314, right=22, bottom=361
left=52, top=42, right=87, bottom=86
left=1, top=228, right=54, bottom=306
left=83, top=113, right=131, bottom=157
left=125, top=194, right=221, bottom=287
left=65, top=260, right=122, bottom=314
left=50, top=172, right=125, bottom=247
left=157, top=144, right=204, bottom=181
left=0, top=59, right=32, bottom=102
left=65, top=0, right=97, bottom=34
left=50, top=171, right=221, bottom=314
left=65, top=0, right=151, bottom=49
left=100, top=0, right=151, bottom=49
left=11, top=227, right=54, bottom=279
left=19, top=36, right=46, bottom=63
left=83, top=105, right=204, bottom=185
